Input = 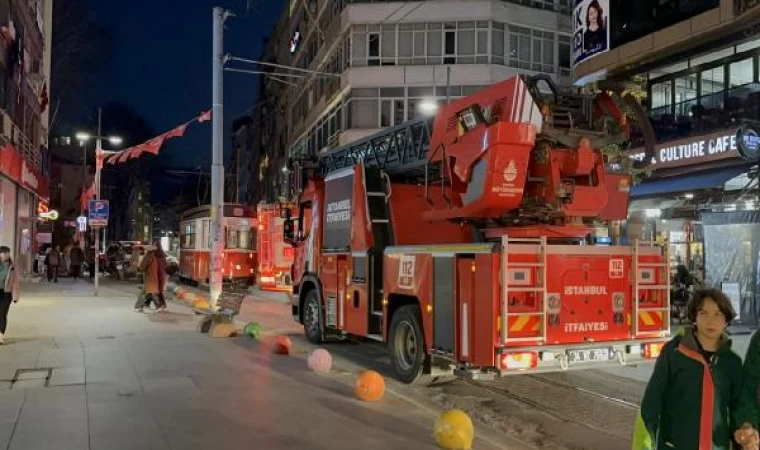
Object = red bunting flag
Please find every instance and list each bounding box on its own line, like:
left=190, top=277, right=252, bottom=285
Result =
left=117, top=148, right=134, bottom=163
left=102, top=109, right=210, bottom=166
left=164, top=123, right=188, bottom=139
left=80, top=183, right=96, bottom=212
left=197, top=110, right=211, bottom=122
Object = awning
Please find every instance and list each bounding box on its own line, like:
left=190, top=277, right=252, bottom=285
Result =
left=630, top=166, right=748, bottom=198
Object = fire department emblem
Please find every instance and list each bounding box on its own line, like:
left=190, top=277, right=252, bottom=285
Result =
left=504, top=160, right=518, bottom=182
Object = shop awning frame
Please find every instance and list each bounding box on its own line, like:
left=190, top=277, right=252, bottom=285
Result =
left=630, top=166, right=749, bottom=198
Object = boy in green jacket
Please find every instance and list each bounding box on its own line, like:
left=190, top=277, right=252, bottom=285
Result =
left=633, top=288, right=744, bottom=450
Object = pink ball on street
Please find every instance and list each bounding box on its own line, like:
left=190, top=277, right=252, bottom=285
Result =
left=307, top=349, right=332, bottom=374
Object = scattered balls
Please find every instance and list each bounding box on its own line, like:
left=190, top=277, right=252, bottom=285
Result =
left=243, top=322, right=262, bottom=339
left=307, top=349, right=332, bottom=374
left=272, top=335, right=292, bottom=355
left=193, top=298, right=210, bottom=310
left=354, top=370, right=385, bottom=402
left=433, top=409, right=474, bottom=450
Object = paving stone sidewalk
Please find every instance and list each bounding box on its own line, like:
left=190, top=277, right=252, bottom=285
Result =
left=0, top=280, right=514, bottom=450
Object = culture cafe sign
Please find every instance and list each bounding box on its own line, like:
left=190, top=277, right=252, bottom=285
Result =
left=631, top=127, right=760, bottom=170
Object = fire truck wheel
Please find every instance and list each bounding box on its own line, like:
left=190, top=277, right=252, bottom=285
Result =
left=389, top=305, right=426, bottom=384
left=303, top=290, right=323, bottom=343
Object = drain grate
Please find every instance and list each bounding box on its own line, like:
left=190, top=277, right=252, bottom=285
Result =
left=9, top=369, right=53, bottom=389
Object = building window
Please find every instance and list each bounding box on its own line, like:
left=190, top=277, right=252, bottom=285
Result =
left=368, top=32, right=380, bottom=66
left=558, top=35, right=571, bottom=76
left=650, top=81, right=672, bottom=114
left=509, top=26, right=532, bottom=70
left=492, top=22, right=505, bottom=65
left=674, top=74, right=697, bottom=118
left=730, top=58, right=754, bottom=88
left=444, top=23, right=456, bottom=64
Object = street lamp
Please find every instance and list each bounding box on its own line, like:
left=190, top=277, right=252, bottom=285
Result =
left=418, top=99, right=439, bottom=116
left=75, top=108, right=122, bottom=296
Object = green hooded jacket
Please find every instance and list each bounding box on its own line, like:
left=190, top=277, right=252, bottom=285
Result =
left=734, top=330, right=760, bottom=430
left=632, top=328, right=743, bottom=450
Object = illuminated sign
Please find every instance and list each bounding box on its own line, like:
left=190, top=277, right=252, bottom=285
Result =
left=77, top=216, right=87, bottom=232
left=289, top=30, right=300, bottom=54
left=629, top=128, right=759, bottom=170
left=39, top=210, right=59, bottom=221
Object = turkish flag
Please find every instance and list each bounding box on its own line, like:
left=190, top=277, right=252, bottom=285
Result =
left=80, top=183, right=96, bottom=211
left=141, top=135, right=165, bottom=155
left=197, top=110, right=211, bottom=122
left=117, top=148, right=134, bottom=163
left=164, top=123, right=188, bottom=139
left=105, top=152, right=121, bottom=165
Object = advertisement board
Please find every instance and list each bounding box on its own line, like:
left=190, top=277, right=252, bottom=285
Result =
left=573, top=0, right=610, bottom=67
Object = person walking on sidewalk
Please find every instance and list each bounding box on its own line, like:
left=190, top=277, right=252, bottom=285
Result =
left=44, top=245, right=60, bottom=283
left=69, top=243, right=84, bottom=280
left=0, top=246, right=20, bottom=344
left=134, top=243, right=167, bottom=312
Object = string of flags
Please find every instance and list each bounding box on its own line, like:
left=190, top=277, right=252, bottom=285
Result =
left=98, top=109, right=212, bottom=167
left=81, top=109, right=212, bottom=210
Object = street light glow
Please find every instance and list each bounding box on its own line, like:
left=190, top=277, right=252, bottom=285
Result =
left=108, top=136, right=123, bottom=145
left=418, top=99, right=438, bottom=115
left=75, top=132, right=91, bottom=141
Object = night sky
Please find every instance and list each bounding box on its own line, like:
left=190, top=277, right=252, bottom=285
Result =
left=87, top=0, right=285, bottom=168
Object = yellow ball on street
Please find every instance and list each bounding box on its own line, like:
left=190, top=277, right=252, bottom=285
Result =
left=433, top=409, right=474, bottom=450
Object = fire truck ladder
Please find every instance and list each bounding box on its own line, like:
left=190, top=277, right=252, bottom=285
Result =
left=318, top=117, right=434, bottom=178
left=500, top=236, right=549, bottom=345
left=364, top=166, right=394, bottom=337
left=632, top=239, right=671, bottom=338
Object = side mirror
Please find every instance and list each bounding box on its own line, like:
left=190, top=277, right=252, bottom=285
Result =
left=283, top=218, right=295, bottom=245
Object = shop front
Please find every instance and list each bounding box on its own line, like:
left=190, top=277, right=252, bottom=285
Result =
left=628, top=126, right=760, bottom=324
left=0, top=144, right=49, bottom=277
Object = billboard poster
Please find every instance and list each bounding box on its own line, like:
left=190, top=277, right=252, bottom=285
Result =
left=322, top=172, right=353, bottom=251
left=573, top=0, right=610, bottom=67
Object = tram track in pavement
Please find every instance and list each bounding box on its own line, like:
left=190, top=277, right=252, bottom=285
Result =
left=461, top=372, right=640, bottom=443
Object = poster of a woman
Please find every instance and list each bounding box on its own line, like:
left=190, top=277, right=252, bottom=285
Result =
left=573, top=0, right=610, bottom=66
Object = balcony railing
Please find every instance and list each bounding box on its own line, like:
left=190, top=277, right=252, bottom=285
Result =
left=0, top=109, right=41, bottom=173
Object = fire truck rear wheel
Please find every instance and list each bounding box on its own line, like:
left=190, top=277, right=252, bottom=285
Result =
left=389, top=305, right=426, bottom=384
left=302, top=290, right=323, bottom=344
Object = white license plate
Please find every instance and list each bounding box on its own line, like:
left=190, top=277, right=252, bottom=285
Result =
left=567, top=347, right=613, bottom=364
left=117, top=265, right=123, bottom=270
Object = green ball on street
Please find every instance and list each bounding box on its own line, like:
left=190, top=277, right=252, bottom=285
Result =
left=243, top=322, right=262, bottom=339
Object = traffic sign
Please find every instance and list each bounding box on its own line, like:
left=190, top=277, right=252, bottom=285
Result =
left=88, top=200, right=109, bottom=227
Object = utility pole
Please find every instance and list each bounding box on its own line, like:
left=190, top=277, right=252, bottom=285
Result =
left=94, top=108, right=102, bottom=297
left=209, top=7, right=228, bottom=309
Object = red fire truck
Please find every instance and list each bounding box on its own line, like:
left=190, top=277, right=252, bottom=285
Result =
left=257, top=202, right=296, bottom=291
left=283, top=75, right=669, bottom=383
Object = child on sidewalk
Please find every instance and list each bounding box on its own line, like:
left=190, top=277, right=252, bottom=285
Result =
left=633, top=288, right=747, bottom=450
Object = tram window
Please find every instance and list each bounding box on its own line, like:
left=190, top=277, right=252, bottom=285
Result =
left=225, top=226, right=256, bottom=250
left=181, top=224, right=196, bottom=249
left=227, top=227, right=238, bottom=249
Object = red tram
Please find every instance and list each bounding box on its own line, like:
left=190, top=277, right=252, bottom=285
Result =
left=178, top=204, right=257, bottom=287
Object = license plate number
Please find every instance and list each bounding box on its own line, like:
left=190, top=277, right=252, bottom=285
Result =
left=567, top=347, right=613, bottom=364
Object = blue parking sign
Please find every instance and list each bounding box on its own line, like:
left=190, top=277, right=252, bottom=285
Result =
left=88, top=200, right=109, bottom=227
